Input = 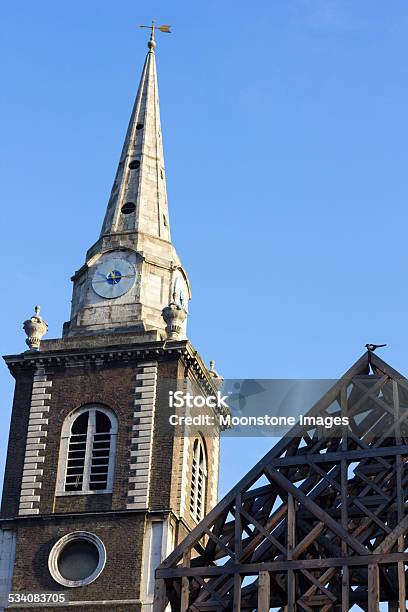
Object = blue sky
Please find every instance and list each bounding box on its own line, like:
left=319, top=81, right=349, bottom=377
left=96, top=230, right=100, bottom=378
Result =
left=1, top=0, right=408, bottom=502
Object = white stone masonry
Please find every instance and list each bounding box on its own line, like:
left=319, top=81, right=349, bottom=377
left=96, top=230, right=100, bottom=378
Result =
left=18, top=367, right=51, bottom=516
left=127, top=362, right=158, bottom=509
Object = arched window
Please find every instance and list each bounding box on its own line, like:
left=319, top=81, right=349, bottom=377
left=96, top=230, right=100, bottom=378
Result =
left=190, top=438, right=207, bottom=522
left=57, top=405, right=118, bottom=495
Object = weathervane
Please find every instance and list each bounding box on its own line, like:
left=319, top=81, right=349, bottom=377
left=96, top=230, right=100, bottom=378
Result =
left=140, top=20, right=171, bottom=49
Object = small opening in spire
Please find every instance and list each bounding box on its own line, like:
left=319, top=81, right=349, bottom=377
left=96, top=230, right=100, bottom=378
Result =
left=121, top=202, right=136, bottom=215
left=136, top=123, right=144, bottom=131
left=129, top=160, right=140, bottom=170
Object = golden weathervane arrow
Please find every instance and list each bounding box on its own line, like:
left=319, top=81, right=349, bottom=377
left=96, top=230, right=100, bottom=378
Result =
left=140, top=20, right=171, bottom=41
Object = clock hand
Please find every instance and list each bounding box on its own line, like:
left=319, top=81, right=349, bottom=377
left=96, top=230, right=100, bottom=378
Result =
left=94, top=273, right=134, bottom=283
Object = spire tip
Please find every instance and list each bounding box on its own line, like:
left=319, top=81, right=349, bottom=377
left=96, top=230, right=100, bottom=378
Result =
left=148, top=20, right=156, bottom=51
left=140, top=21, right=171, bottom=51
left=147, top=34, right=156, bottom=51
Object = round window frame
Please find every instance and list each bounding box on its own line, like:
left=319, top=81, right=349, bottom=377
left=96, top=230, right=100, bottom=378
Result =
left=48, top=531, right=106, bottom=588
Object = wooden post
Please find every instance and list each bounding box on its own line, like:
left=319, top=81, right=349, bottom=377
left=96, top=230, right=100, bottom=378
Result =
left=233, top=493, right=242, bottom=611
left=233, top=572, right=241, bottom=612
left=153, top=578, right=167, bottom=612
left=397, top=455, right=406, bottom=612
left=258, top=570, right=270, bottom=612
left=397, top=559, right=406, bottom=612
left=258, top=572, right=271, bottom=612
left=180, top=549, right=191, bottom=612
left=180, top=576, right=189, bottom=612
left=367, top=564, right=380, bottom=612
left=341, top=387, right=349, bottom=612
left=393, top=381, right=406, bottom=612
left=235, top=493, right=242, bottom=560
left=287, top=493, right=296, bottom=611
left=341, top=566, right=349, bottom=612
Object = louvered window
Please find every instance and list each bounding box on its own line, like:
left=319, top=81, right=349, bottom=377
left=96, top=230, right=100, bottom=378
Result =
left=60, top=405, right=117, bottom=494
left=190, top=438, right=207, bottom=522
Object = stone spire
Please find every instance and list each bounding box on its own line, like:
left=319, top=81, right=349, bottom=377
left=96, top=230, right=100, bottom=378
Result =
left=63, top=32, right=191, bottom=339
left=100, top=29, right=170, bottom=241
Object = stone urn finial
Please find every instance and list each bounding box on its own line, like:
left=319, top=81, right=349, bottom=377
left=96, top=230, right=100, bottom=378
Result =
left=209, top=360, right=222, bottom=382
left=162, top=295, right=187, bottom=340
left=23, top=305, right=48, bottom=351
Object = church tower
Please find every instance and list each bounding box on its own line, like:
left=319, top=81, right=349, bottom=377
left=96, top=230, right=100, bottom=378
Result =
left=0, top=29, right=222, bottom=612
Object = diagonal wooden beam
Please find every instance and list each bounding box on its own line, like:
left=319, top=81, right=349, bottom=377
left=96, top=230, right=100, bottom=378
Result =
left=204, top=509, right=229, bottom=558
left=203, top=527, right=235, bottom=561
left=242, top=503, right=288, bottom=562
left=240, top=507, right=287, bottom=555
left=297, top=602, right=314, bottom=612
left=194, top=575, right=228, bottom=608
left=348, top=375, right=389, bottom=417
left=370, top=353, right=408, bottom=388
left=300, top=568, right=337, bottom=602
left=310, top=461, right=341, bottom=491
left=264, top=465, right=369, bottom=556
left=292, top=521, right=325, bottom=559
left=251, top=465, right=342, bottom=564
left=373, top=511, right=408, bottom=555
left=373, top=406, right=408, bottom=448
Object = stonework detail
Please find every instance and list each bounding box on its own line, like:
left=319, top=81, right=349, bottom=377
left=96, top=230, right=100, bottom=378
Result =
left=174, top=378, right=221, bottom=526
left=23, top=306, right=48, bottom=351
left=208, top=435, right=220, bottom=510
left=100, top=44, right=169, bottom=241
left=162, top=300, right=187, bottom=340
left=0, top=529, right=16, bottom=605
left=127, top=361, right=158, bottom=509
left=18, top=367, right=51, bottom=516
left=62, top=39, right=192, bottom=340
left=175, top=380, right=191, bottom=517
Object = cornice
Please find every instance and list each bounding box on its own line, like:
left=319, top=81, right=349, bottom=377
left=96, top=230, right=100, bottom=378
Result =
left=3, top=338, right=218, bottom=393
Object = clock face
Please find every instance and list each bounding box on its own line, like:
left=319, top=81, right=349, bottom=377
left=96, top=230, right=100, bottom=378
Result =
left=92, top=257, right=136, bottom=298
left=173, top=276, right=188, bottom=310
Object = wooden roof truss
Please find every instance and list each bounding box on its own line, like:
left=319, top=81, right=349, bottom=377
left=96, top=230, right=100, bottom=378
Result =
left=154, top=352, right=408, bottom=611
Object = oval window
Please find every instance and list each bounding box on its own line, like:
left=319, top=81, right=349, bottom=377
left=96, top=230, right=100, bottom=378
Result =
left=49, top=532, right=106, bottom=587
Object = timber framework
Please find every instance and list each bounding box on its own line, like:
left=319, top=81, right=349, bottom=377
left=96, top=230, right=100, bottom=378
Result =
left=154, top=351, right=408, bottom=611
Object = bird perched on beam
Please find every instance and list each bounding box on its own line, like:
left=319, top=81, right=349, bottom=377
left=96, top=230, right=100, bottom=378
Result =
left=365, top=343, right=387, bottom=352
